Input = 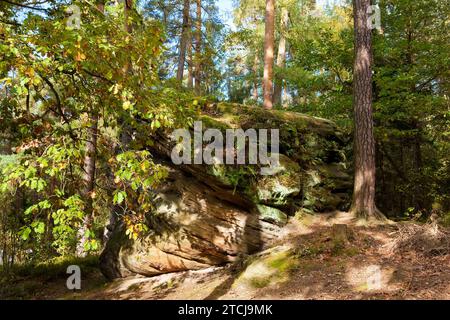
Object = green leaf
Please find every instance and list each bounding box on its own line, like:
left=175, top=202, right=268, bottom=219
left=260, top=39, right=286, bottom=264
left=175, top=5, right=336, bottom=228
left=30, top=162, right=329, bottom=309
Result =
left=114, top=191, right=126, bottom=204
left=32, top=221, right=45, bottom=234
left=19, top=227, right=32, bottom=240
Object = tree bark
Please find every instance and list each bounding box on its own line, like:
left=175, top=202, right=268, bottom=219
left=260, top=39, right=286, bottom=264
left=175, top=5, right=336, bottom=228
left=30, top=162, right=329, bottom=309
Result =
left=103, top=0, right=134, bottom=244
left=251, top=15, right=260, bottom=102
left=273, top=6, right=288, bottom=106
left=263, top=0, right=275, bottom=109
left=413, top=132, right=425, bottom=210
left=194, top=0, right=202, bottom=95
left=122, top=0, right=133, bottom=145
left=187, top=28, right=194, bottom=89
left=77, top=1, right=104, bottom=256
left=76, top=113, right=98, bottom=256
left=176, top=0, right=190, bottom=83
left=252, top=50, right=259, bottom=101
left=282, top=85, right=289, bottom=108
left=350, top=0, right=384, bottom=220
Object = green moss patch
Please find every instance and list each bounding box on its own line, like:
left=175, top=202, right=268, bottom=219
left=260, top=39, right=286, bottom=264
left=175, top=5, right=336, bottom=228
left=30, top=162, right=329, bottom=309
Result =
left=256, top=205, right=288, bottom=226
left=236, top=248, right=299, bottom=289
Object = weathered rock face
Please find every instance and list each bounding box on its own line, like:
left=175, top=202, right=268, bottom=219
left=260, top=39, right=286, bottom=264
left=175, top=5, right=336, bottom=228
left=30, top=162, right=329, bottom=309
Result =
left=100, top=103, right=351, bottom=279
left=100, top=166, right=283, bottom=279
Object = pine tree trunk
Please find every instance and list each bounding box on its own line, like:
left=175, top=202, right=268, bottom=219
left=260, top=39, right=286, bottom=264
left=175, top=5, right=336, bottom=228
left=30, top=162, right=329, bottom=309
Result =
left=252, top=50, right=259, bottom=101
left=194, top=0, right=202, bottom=95
left=187, top=30, right=194, bottom=89
left=263, top=0, right=275, bottom=109
left=252, top=15, right=260, bottom=102
left=413, top=131, right=424, bottom=210
left=273, top=7, right=288, bottom=106
left=176, top=0, right=190, bottom=83
left=350, top=0, right=384, bottom=220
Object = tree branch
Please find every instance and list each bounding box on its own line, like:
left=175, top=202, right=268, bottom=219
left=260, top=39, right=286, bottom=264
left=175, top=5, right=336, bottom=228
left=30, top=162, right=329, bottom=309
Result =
left=0, top=0, right=50, bottom=12
left=0, top=18, right=22, bottom=26
left=82, top=68, right=114, bottom=84
left=39, top=73, right=78, bottom=141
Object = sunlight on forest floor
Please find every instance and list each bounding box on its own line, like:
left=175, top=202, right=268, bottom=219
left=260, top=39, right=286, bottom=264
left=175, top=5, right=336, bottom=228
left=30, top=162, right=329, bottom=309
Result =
left=2, top=212, right=447, bottom=300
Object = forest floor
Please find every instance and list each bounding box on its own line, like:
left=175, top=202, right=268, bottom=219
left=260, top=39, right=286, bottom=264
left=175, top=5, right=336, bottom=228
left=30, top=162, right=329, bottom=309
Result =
left=1, top=211, right=449, bottom=300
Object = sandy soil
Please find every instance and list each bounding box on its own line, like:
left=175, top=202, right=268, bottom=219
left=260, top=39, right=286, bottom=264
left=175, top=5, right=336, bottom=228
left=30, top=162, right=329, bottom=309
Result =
left=3, top=212, right=450, bottom=300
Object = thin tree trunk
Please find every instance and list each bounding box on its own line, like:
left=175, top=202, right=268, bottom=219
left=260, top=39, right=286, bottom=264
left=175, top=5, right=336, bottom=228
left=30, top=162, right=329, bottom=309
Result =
left=162, top=2, right=168, bottom=26
left=252, top=15, right=259, bottom=102
left=77, top=2, right=103, bottom=256
left=227, top=67, right=232, bottom=100
left=187, top=29, right=194, bottom=89
left=282, top=85, right=289, bottom=108
left=122, top=0, right=133, bottom=145
left=103, top=0, right=134, bottom=243
left=273, top=7, right=288, bottom=106
left=350, top=0, right=384, bottom=220
left=176, top=0, right=190, bottom=83
left=123, top=0, right=133, bottom=74
left=252, top=51, right=259, bottom=101
left=194, top=0, right=202, bottom=95
left=77, top=112, right=98, bottom=256
left=413, top=132, right=425, bottom=211
left=263, top=0, right=275, bottom=109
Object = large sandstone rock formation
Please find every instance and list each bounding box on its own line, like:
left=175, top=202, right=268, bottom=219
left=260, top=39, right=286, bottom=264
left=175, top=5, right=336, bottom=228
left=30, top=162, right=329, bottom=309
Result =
left=100, top=103, right=351, bottom=279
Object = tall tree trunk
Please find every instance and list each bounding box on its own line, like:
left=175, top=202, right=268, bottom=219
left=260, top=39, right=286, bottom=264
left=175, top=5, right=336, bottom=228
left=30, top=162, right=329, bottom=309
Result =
left=122, top=0, right=133, bottom=145
left=187, top=28, right=194, bottom=89
left=226, top=67, right=232, bottom=100
left=124, top=0, right=132, bottom=36
left=176, top=0, right=190, bottom=83
left=350, top=0, right=384, bottom=220
left=194, top=0, right=202, bottom=95
left=263, top=0, right=275, bottom=109
left=77, top=1, right=104, bottom=256
left=282, top=85, right=289, bottom=108
left=413, top=131, right=425, bottom=211
left=104, top=0, right=134, bottom=243
left=252, top=50, right=259, bottom=101
left=252, top=15, right=259, bottom=102
left=273, top=6, right=288, bottom=106
left=162, top=2, right=168, bottom=26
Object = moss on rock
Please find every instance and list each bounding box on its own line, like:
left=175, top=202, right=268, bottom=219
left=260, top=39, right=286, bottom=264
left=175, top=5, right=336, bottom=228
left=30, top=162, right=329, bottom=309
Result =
left=235, top=246, right=298, bottom=289
left=251, top=154, right=301, bottom=206
left=101, top=102, right=352, bottom=279
left=198, top=103, right=351, bottom=212
left=256, top=204, right=288, bottom=226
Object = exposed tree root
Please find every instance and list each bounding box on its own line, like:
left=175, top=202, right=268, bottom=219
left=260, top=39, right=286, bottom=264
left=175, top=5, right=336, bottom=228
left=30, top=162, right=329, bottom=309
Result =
left=350, top=206, right=391, bottom=226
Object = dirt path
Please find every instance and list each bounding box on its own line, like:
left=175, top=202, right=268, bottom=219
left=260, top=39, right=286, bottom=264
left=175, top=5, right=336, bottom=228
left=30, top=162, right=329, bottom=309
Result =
left=3, top=212, right=449, bottom=300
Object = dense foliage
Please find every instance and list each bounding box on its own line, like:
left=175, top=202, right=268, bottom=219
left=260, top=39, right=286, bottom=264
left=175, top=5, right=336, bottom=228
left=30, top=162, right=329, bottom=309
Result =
left=227, top=0, right=449, bottom=219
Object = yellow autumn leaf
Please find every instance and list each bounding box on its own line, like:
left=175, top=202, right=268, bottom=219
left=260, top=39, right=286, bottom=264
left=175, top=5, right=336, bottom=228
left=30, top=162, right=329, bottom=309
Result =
left=75, top=52, right=86, bottom=61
